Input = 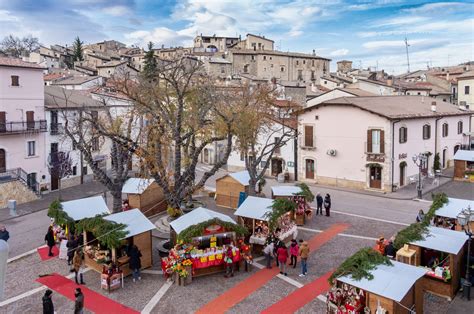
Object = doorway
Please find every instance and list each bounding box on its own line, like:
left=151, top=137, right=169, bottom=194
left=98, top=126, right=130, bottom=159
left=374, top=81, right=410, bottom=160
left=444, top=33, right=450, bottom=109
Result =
left=26, top=111, right=35, bottom=130
left=305, top=159, right=315, bottom=179
left=454, top=145, right=460, bottom=155
left=369, top=166, right=382, bottom=189
left=0, top=111, right=5, bottom=133
left=271, top=158, right=283, bottom=176
left=399, top=163, right=406, bottom=186
left=203, top=148, right=209, bottom=164
left=0, top=149, right=5, bottom=172
left=27, top=172, right=37, bottom=191
left=442, top=149, right=447, bottom=168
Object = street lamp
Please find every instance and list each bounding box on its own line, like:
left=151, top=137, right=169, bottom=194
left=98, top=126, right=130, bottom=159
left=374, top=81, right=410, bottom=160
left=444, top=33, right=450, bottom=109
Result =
left=412, top=153, right=427, bottom=199
left=457, top=205, right=473, bottom=300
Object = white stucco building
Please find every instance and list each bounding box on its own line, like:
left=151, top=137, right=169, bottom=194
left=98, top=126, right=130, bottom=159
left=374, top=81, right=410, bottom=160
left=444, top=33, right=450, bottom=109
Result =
left=298, top=96, right=472, bottom=192
left=457, top=70, right=474, bottom=109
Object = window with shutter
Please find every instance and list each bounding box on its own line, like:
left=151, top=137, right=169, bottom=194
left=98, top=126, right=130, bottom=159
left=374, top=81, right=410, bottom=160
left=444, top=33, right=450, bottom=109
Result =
left=304, top=125, right=313, bottom=147
left=423, top=124, right=431, bottom=140
left=380, top=130, right=385, bottom=154
left=369, top=129, right=381, bottom=153
left=442, top=123, right=448, bottom=137
left=458, top=121, right=463, bottom=134
left=367, top=129, right=372, bottom=153
left=399, top=127, right=407, bottom=143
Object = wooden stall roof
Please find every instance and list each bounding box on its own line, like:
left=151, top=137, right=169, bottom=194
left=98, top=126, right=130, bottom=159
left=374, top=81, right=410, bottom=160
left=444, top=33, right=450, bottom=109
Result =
left=235, top=196, right=273, bottom=221
left=435, top=198, right=474, bottom=220
left=169, top=207, right=237, bottom=235
left=271, top=186, right=302, bottom=197
left=217, top=170, right=251, bottom=186
left=104, top=208, right=156, bottom=238
left=410, top=226, right=468, bottom=255
left=338, top=261, right=427, bottom=302
left=121, top=178, right=155, bottom=194
left=61, top=196, right=110, bottom=221
left=453, top=150, right=474, bottom=162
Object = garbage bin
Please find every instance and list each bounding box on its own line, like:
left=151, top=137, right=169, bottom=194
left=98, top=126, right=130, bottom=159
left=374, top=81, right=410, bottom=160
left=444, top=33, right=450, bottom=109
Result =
left=8, top=200, right=17, bottom=217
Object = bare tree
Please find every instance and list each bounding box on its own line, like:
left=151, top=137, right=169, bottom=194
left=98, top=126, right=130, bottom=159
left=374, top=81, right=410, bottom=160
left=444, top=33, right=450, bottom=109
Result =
left=47, top=151, right=73, bottom=199
left=0, top=34, right=40, bottom=57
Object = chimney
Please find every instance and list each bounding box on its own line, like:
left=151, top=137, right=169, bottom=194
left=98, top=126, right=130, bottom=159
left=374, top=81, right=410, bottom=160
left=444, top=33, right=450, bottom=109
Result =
left=387, top=76, right=393, bottom=86
left=431, top=101, right=437, bottom=112
left=446, top=71, right=450, bottom=81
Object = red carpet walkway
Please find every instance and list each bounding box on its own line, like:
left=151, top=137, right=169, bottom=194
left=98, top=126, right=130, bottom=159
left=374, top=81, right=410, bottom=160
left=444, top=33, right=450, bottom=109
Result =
left=261, top=270, right=333, bottom=314
left=37, top=245, right=59, bottom=261
left=196, top=223, right=349, bottom=314
left=37, top=273, right=139, bottom=314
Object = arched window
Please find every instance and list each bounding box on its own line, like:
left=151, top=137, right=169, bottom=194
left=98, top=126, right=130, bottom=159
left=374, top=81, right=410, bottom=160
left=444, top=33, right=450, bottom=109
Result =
left=442, top=123, right=448, bottom=137
left=422, top=124, right=431, bottom=140
left=399, top=127, right=407, bottom=143
left=457, top=121, right=463, bottom=134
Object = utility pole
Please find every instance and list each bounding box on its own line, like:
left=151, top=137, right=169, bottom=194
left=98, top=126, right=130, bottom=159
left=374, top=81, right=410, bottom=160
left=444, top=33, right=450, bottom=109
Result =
left=404, top=36, right=410, bottom=73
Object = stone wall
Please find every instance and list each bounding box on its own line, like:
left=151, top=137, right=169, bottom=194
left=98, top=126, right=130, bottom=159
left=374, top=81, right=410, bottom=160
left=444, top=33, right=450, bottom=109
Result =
left=0, top=181, right=38, bottom=209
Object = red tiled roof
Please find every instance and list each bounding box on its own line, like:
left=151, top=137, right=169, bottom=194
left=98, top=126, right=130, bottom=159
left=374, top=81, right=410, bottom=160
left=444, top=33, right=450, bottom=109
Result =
left=0, top=57, right=45, bottom=69
left=43, top=73, right=65, bottom=81
left=273, top=99, right=302, bottom=108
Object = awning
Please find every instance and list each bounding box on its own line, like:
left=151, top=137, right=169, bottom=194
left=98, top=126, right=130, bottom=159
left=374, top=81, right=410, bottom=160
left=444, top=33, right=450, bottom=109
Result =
left=169, top=207, right=237, bottom=235
left=410, top=226, right=468, bottom=255
left=61, top=195, right=110, bottom=221
left=271, top=186, right=302, bottom=197
left=122, top=178, right=155, bottom=194
left=453, top=150, right=474, bottom=162
left=435, top=198, right=474, bottom=220
left=104, top=208, right=156, bottom=238
left=338, top=261, right=427, bottom=302
left=234, top=196, right=273, bottom=221
left=228, top=171, right=251, bottom=186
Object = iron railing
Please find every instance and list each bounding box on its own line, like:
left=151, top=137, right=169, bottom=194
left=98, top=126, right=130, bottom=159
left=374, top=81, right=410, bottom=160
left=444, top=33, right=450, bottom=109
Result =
left=0, top=120, right=47, bottom=135
left=0, top=167, right=41, bottom=195
left=50, top=123, right=63, bottom=135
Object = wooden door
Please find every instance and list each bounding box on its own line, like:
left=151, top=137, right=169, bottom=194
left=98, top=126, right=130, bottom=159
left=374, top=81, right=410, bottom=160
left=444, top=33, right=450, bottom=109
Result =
left=442, top=149, right=447, bottom=168
left=305, top=159, right=315, bottom=179
left=51, top=172, right=59, bottom=190
left=26, top=111, right=34, bottom=130
left=370, top=166, right=382, bottom=189
left=271, top=158, right=282, bottom=176
left=0, top=149, right=5, bottom=173
left=399, top=163, right=405, bottom=186
left=0, top=112, right=5, bottom=132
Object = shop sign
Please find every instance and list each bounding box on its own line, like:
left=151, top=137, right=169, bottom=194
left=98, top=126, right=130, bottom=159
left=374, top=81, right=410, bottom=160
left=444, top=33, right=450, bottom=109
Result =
left=399, top=153, right=407, bottom=160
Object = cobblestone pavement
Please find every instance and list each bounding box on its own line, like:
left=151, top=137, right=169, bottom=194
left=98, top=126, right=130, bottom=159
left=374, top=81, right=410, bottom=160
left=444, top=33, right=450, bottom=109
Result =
left=424, top=180, right=474, bottom=201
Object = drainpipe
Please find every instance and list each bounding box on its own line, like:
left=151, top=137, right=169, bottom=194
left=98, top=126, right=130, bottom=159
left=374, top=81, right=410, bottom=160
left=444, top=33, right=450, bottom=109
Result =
left=391, top=119, right=401, bottom=192
left=293, top=129, right=298, bottom=181
left=434, top=117, right=442, bottom=162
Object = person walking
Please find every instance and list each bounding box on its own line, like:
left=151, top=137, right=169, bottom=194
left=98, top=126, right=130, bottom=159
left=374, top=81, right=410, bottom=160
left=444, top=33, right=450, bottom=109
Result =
left=44, top=226, right=56, bottom=257
left=67, top=235, right=78, bottom=266
left=288, top=239, right=299, bottom=268
left=0, top=225, right=9, bottom=242
left=42, top=289, right=54, bottom=314
left=73, top=249, right=85, bottom=285
left=74, top=288, right=84, bottom=314
left=128, top=244, right=142, bottom=282
left=324, top=194, right=331, bottom=217
left=277, top=243, right=289, bottom=276
left=416, top=209, right=425, bottom=223
left=299, top=239, right=309, bottom=277
left=316, top=193, right=323, bottom=215
left=263, top=241, right=274, bottom=269
left=224, top=246, right=234, bottom=278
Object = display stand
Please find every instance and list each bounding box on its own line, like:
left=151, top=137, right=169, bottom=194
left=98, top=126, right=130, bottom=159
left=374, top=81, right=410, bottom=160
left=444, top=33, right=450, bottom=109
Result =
left=396, top=245, right=417, bottom=265
left=101, top=272, right=123, bottom=292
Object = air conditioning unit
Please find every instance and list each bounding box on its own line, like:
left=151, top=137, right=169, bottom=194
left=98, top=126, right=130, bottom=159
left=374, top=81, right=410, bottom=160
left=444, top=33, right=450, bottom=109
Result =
left=327, top=149, right=337, bottom=156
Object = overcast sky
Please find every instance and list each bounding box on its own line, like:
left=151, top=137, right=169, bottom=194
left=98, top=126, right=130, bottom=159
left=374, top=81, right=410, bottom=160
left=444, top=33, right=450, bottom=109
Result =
left=0, top=0, right=472, bottom=74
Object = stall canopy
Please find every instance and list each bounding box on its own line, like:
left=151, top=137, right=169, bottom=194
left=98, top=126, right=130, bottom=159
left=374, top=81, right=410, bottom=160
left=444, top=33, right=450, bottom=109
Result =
left=170, top=207, right=237, bottom=235
left=104, top=208, right=156, bottom=238
left=271, top=186, right=302, bottom=197
left=61, top=195, right=110, bottom=221
left=435, top=198, right=474, bottom=220
left=453, top=150, right=474, bottom=162
left=122, top=178, right=155, bottom=194
left=229, top=171, right=251, bottom=186
left=410, top=226, right=468, bottom=255
left=235, top=196, right=273, bottom=221
left=338, top=261, right=427, bottom=302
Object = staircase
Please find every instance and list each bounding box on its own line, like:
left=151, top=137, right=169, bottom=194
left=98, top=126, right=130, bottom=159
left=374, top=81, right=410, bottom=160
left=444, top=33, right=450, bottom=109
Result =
left=0, top=168, right=41, bottom=196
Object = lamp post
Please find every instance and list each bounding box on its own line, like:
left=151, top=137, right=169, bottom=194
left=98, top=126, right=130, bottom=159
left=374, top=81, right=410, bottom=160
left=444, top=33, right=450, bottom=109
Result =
left=457, top=205, right=472, bottom=300
left=412, top=153, right=427, bottom=199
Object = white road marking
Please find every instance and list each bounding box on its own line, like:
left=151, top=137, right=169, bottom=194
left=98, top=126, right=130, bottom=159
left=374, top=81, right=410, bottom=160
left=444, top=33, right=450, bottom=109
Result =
left=330, top=210, right=410, bottom=226
left=7, top=245, right=45, bottom=263
left=297, top=227, right=323, bottom=233
left=141, top=269, right=163, bottom=275
left=141, top=280, right=173, bottom=314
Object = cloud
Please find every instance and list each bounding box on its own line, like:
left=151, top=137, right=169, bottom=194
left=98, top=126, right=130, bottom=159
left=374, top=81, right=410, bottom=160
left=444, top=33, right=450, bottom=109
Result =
left=0, top=10, right=19, bottom=22
left=330, top=48, right=349, bottom=56
left=124, top=27, right=192, bottom=47
left=102, top=5, right=131, bottom=16
left=401, top=2, right=472, bottom=14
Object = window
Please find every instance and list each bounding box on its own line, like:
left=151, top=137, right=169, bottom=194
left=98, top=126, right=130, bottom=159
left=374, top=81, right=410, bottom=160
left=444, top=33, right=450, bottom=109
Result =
left=417, top=92, right=421, bottom=95
left=303, top=60, right=306, bottom=65
left=83, top=166, right=88, bottom=175
left=251, top=55, right=255, bottom=61
left=465, top=86, right=470, bottom=95
left=311, top=71, right=315, bottom=80
left=270, top=64, right=273, bottom=68
left=297, top=70, right=303, bottom=80
left=442, top=123, right=448, bottom=137
left=27, top=141, right=36, bottom=156
left=274, top=137, right=280, bottom=154
left=367, top=129, right=384, bottom=154
left=280, top=66, right=285, bottom=72
left=304, top=125, right=314, bottom=147
left=269, top=57, right=272, bottom=60
left=91, top=137, right=99, bottom=151
left=244, top=65, right=249, bottom=73
left=263, top=56, right=266, bottom=61
left=312, top=60, right=314, bottom=66
left=11, top=75, right=19, bottom=86
left=458, top=121, right=463, bottom=134
left=72, top=166, right=77, bottom=176
left=220, top=66, right=225, bottom=74
left=422, top=124, right=431, bottom=140
left=399, top=127, right=407, bottom=143
left=324, top=80, right=327, bottom=84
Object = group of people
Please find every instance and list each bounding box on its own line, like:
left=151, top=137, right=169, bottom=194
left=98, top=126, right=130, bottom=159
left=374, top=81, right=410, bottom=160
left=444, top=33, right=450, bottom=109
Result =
left=375, top=236, right=396, bottom=259
left=42, top=288, right=84, bottom=314
left=315, top=193, right=332, bottom=217
left=263, top=238, right=310, bottom=277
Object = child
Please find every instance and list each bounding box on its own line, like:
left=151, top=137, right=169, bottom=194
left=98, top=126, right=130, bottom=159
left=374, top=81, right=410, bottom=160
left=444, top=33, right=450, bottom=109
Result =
left=289, top=239, right=299, bottom=268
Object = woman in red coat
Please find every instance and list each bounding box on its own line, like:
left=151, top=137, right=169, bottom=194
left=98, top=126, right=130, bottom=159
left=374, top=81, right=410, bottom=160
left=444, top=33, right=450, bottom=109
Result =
left=277, top=243, right=288, bottom=276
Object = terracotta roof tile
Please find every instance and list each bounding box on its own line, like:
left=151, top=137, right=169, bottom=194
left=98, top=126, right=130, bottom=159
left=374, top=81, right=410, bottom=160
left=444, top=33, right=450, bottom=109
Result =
left=0, top=57, right=45, bottom=69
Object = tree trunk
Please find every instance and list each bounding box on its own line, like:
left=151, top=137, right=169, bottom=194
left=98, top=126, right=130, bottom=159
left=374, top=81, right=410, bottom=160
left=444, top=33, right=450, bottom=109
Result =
left=110, top=189, right=122, bottom=213
left=248, top=178, right=257, bottom=196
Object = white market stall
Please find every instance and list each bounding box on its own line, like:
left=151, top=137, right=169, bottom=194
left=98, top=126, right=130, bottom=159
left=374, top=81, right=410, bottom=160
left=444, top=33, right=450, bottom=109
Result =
left=434, top=197, right=474, bottom=231
left=271, top=186, right=302, bottom=198
left=235, top=196, right=297, bottom=248
left=121, top=178, right=167, bottom=217
left=331, top=261, right=427, bottom=314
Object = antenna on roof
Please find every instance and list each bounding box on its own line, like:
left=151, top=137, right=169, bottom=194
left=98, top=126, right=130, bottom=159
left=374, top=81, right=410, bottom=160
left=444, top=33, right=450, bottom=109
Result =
left=404, top=35, right=410, bottom=73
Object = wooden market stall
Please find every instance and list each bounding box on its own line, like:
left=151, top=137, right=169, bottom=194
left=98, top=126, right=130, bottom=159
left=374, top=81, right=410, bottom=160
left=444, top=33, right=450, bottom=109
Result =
left=271, top=185, right=311, bottom=225
left=332, top=261, right=427, bottom=314
left=83, top=208, right=156, bottom=277
left=61, top=195, right=110, bottom=221
left=121, top=178, right=167, bottom=217
left=215, top=171, right=250, bottom=209
left=434, top=197, right=474, bottom=231
left=271, top=186, right=302, bottom=199
left=402, top=226, right=468, bottom=301
left=453, top=150, right=474, bottom=182
left=235, top=196, right=297, bottom=251
left=166, top=207, right=245, bottom=279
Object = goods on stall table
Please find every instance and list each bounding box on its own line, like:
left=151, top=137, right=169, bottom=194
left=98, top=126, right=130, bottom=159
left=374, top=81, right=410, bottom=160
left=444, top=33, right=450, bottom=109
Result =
left=101, top=265, right=123, bottom=292
left=327, top=283, right=366, bottom=314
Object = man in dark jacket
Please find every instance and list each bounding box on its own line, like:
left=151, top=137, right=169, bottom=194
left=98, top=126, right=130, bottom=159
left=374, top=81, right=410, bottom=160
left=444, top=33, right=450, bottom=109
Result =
left=42, top=289, right=54, bottom=314
left=45, top=226, right=55, bottom=256
left=0, top=225, right=9, bottom=242
left=128, top=245, right=142, bottom=282
left=324, top=194, right=331, bottom=217
left=74, top=288, right=84, bottom=314
left=316, top=193, right=323, bottom=215
left=67, top=235, right=78, bottom=265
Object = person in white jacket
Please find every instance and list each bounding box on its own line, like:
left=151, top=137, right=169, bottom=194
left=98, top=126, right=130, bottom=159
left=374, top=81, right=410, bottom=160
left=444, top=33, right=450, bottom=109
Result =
left=263, top=241, right=274, bottom=269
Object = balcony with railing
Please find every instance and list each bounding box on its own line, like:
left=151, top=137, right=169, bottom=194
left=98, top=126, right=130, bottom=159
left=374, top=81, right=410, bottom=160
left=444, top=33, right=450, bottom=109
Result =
left=0, top=120, right=47, bottom=135
left=50, top=122, right=64, bottom=135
